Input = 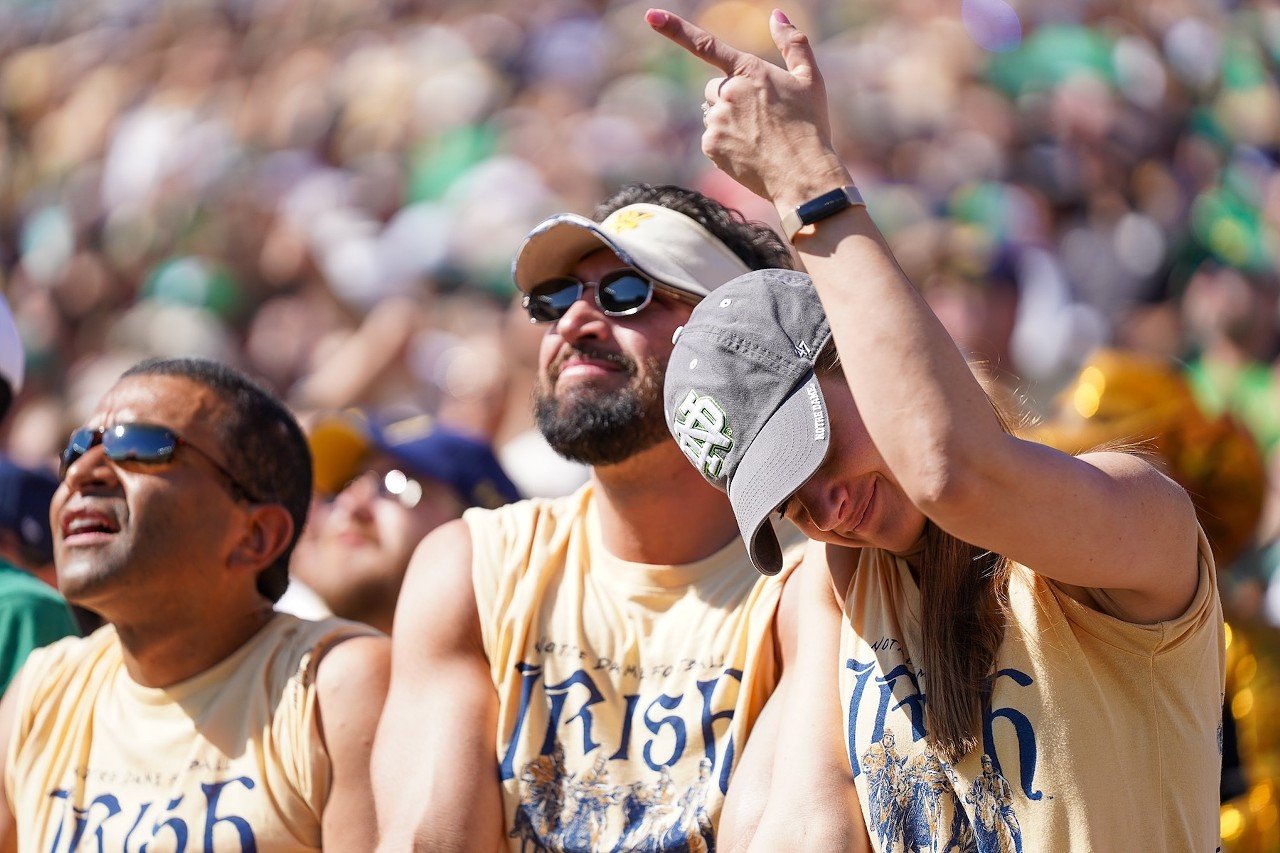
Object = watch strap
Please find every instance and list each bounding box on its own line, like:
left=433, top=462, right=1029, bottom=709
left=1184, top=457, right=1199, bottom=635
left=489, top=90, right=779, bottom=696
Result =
left=780, top=185, right=866, bottom=241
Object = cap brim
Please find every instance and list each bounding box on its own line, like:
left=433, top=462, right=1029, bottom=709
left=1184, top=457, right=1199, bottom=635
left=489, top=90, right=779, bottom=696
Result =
left=513, top=215, right=621, bottom=292
left=513, top=205, right=750, bottom=299
left=727, top=375, right=830, bottom=575
left=308, top=414, right=372, bottom=494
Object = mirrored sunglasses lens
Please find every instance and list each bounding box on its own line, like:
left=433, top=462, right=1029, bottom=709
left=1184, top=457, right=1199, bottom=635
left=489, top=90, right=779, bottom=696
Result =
left=69, top=428, right=99, bottom=454
left=598, top=273, right=653, bottom=314
left=104, top=424, right=177, bottom=464
left=527, top=280, right=582, bottom=322
left=59, top=428, right=98, bottom=478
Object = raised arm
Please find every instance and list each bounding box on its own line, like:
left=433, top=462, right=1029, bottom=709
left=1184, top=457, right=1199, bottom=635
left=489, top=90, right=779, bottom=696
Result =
left=647, top=8, right=1199, bottom=624
left=315, top=634, right=391, bottom=850
left=372, top=519, right=505, bottom=851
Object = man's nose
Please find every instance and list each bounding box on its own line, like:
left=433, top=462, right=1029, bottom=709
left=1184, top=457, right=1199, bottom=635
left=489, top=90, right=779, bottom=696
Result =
left=797, top=477, right=847, bottom=532
left=552, top=286, right=608, bottom=344
left=60, top=444, right=119, bottom=493
left=334, top=471, right=379, bottom=515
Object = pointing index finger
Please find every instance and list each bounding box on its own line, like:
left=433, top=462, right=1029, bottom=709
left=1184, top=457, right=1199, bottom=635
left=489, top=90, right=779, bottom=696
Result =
left=646, top=8, right=748, bottom=75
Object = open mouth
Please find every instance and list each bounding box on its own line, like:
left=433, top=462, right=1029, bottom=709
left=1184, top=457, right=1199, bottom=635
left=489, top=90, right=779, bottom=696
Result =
left=60, top=507, right=121, bottom=543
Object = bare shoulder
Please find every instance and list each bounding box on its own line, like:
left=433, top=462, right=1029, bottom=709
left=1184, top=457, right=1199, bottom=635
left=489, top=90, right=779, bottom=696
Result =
left=314, top=634, right=391, bottom=698
left=1077, top=448, right=1190, bottom=488
left=1074, top=450, right=1198, bottom=551
left=394, top=518, right=479, bottom=651
left=312, top=633, right=392, bottom=758
left=402, top=518, right=474, bottom=607
left=1062, top=449, right=1200, bottom=621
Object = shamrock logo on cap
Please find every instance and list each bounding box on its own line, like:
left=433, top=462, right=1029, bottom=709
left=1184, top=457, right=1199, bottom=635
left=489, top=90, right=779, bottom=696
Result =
left=673, top=389, right=734, bottom=479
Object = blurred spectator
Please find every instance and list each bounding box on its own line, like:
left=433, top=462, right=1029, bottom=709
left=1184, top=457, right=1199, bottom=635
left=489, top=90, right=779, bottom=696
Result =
left=280, top=410, right=520, bottom=632
left=0, top=294, right=77, bottom=695
left=1182, top=263, right=1280, bottom=454
left=1, top=0, right=1278, bottom=441
left=0, top=456, right=77, bottom=694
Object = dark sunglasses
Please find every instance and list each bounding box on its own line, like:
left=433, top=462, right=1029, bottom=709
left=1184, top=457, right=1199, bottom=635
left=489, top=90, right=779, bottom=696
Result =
left=60, top=422, right=260, bottom=503
left=522, top=269, right=698, bottom=323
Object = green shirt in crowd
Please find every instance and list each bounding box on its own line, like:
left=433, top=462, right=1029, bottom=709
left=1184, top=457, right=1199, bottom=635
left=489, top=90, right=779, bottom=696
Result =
left=0, top=561, right=78, bottom=695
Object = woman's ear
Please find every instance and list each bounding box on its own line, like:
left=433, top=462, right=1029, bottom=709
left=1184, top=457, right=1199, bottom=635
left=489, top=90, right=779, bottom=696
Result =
left=228, top=503, right=296, bottom=576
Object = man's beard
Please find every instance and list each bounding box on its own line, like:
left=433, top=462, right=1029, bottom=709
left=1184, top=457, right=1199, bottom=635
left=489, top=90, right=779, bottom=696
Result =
left=534, top=345, right=669, bottom=466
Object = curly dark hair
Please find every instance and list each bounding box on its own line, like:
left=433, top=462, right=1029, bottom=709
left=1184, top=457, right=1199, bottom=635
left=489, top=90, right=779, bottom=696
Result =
left=120, top=358, right=310, bottom=603
left=595, top=183, right=795, bottom=272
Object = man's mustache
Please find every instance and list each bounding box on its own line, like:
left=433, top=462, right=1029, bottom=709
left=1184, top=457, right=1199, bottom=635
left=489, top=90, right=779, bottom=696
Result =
left=549, top=344, right=637, bottom=380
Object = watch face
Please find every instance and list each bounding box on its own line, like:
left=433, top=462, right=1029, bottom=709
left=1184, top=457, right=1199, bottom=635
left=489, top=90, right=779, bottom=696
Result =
left=786, top=186, right=865, bottom=241
left=798, top=186, right=863, bottom=225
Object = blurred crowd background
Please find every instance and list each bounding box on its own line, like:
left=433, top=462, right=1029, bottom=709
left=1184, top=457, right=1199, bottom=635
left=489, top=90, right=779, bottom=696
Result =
left=2, top=0, right=1280, bottom=846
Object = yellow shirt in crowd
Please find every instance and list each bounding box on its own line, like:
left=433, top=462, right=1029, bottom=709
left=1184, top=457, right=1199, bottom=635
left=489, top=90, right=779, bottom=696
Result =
left=466, top=484, right=795, bottom=852
left=5, top=613, right=371, bottom=852
left=838, top=526, right=1225, bottom=851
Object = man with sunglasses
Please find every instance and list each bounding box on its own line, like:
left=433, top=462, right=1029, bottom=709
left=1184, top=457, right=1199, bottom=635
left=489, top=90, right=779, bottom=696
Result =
left=0, top=358, right=390, bottom=851
left=374, top=184, right=803, bottom=851
left=281, top=411, right=521, bottom=633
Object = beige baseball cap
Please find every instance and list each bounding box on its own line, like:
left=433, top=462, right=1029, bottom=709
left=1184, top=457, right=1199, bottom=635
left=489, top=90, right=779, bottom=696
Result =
left=512, top=203, right=751, bottom=299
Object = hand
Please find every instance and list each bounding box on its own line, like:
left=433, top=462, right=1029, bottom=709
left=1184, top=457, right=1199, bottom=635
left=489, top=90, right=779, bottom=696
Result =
left=646, top=8, right=849, bottom=207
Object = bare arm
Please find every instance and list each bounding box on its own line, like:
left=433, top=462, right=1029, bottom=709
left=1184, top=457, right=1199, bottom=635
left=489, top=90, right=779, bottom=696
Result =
left=0, top=668, right=21, bottom=853
left=720, top=546, right=869, bottom=852
left=717, top=560, right=802, bottom=851
left=648, top=9, right=1198, bottom=624
left=315, top=633, right=391, bottom=850
left=750, top=546, right=868, bottom=851
left=716, top=673, right=784, bottom=853
left=372, top=519, right=505, bottom=851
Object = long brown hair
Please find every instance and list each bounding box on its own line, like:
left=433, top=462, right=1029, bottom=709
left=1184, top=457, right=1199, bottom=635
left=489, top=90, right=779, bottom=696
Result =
left=918, top=526, right=1011, bottom=763
left=921, top=373, right=1022, bottom=764
left=820, top=352, right=1019, bottom=764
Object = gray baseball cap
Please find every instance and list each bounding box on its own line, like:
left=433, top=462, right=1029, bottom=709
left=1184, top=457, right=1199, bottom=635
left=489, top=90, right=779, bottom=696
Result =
left=664, top=269, right=832, bottom=575
left=512, top=203, right=751, bottom=299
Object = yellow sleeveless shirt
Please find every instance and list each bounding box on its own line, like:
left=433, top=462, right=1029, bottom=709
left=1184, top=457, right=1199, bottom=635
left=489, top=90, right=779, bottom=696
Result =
left=466, top=484, right=795, bottom=852
left=838, top=527, right=1224, bottom=851
left=5, top=613, right=372, bottom=852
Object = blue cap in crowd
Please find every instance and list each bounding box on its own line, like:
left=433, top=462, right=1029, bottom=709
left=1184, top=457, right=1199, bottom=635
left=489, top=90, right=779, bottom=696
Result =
left=309, top=412, right=521, bottom=510
left=0, top=457, right=57, bottom=563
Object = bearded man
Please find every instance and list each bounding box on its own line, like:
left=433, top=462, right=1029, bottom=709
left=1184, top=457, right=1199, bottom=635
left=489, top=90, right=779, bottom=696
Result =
left=373, top=184, right=803, bottom=851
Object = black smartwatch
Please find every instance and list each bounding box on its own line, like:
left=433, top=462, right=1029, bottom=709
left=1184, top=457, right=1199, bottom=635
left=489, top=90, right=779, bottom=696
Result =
left=780, top=185, right=866, bottom=241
